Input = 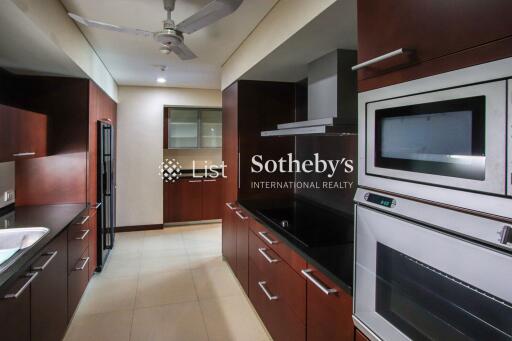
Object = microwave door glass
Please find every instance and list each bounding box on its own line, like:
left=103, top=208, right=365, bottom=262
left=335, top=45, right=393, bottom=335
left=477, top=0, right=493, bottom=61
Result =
left=375, top=96, right=485, bottom=180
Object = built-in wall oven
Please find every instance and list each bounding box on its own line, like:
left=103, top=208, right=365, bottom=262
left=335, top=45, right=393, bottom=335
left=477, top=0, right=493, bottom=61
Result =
left=353, top=188, right=512, bottom=341
left=358, top=58, right=512, bottom=218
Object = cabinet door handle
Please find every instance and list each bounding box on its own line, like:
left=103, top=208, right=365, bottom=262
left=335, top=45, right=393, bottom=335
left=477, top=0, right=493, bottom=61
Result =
left=225, top=202, right=237, bottom=210
left=74, top=257, right=90, bottom=271
left=13, top=152, right=36, bottom=157
left=32, top=251, right=58, bottom=271
left=203, top=179, right=217, bottom=182
left=3, top=272, right=39, bottom=299
left=258, top=281, right=278, bottom=301
left=188, top=180, right=202, bottom=183
left=93, top=203, right=102, bottom=209
left=235, top=211, right=248, bottom=220
left=75, top=229, right=90, bottom=240
left=258, top=248, right=279, bottom=263
left=77, top=215, right=90, bottom=225
left=301, top=269, right=338, bottom=295
left=351, top=48, right=410, bottom=71
left=258, top=231, right=278, bottom=245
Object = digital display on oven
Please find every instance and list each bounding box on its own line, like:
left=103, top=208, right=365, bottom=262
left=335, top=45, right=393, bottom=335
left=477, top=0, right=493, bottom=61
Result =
left=366, top=193, right=395, bottom=208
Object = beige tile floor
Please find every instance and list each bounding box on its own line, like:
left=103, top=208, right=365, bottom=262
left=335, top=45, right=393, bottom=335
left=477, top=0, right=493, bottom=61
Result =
left=64, top=223, right=272, bottom=341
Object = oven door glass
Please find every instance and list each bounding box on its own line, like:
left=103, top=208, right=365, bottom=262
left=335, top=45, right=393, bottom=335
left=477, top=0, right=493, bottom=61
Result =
left=366, top=80, right=506, bottom=194
left=354, top=206, right=512, bottom=341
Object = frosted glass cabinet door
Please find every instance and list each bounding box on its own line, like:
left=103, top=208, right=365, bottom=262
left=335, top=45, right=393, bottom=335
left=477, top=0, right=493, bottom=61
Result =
left=200, top=110, right=222, bottom=148
left=168, top=109, right=199, bottom=148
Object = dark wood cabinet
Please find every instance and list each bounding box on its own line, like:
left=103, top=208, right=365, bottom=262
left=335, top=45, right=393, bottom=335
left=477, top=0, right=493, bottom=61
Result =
left=201, top=179, right=222, bottom=220
left=164, top=178, right=203, bottom=222
left=68, top=215, right=91, bottom=275
left=222, top=203, right=237, bottom=271
left=68, top=247, right=90, bottom=321
left=248, top=230, right=306, bottom=341
left=234, top=209, right=249, bottom=293
left=0, top=104, right=47, bottom=162
left=0, top=270, right=32, bottom=341
left=164, top=178, right=222, bottom=223
left=304, top=266, right=354, bottom=341
left=357, top=0, right=512, bottom=91
left=31, top=231, right=68, bottom=341
left=88, top=207, right=99, bottom=279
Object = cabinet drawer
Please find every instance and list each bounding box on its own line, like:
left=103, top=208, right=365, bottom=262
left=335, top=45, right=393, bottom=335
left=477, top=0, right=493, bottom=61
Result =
left=68, top=214, right=90, bottom=273
left=249, top=230, right=306, bottom=325
left=303, top=265, right=353, bottom=341
left=249, top=218, right=307, bottom=273
left=249, top=256, right=305, bottom=341
left=68, top=247, right=89, bottom=320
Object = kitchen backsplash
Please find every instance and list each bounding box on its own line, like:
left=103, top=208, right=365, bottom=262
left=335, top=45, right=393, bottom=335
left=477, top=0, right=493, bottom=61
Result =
left=164, top=148, right=222, bottom=170
left=0, top=161, right=15, bottom=209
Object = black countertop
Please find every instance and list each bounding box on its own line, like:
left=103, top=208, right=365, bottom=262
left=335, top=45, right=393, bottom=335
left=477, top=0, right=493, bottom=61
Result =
left=0, top=203, right=87, bottom=288
left=238, top=198, right=354, bottom=295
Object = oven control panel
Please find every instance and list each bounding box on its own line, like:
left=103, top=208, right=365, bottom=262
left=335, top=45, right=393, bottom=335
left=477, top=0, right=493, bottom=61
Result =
left=364, top=192, right=396, bottom=208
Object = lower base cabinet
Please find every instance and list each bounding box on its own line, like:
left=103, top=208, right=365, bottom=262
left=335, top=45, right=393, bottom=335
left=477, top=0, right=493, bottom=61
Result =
left=0, top=272, right=31, bottom=341
left=68, top=247, right=90, bottom=321
left=223, top=209, right=356, bottom=341
left=31, top=232, right=68, bottom=341
left=304, top=266, right=354, bottom=341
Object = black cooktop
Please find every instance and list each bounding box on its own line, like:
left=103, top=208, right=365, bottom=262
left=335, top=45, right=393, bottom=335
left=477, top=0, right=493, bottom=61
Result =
left=255, top=199, right=354, bottom=248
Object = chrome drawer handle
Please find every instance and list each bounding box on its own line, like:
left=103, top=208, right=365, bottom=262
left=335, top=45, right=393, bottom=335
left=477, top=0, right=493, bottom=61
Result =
left=13, top=152, right=36, bottom=157
left=188, top=180, right=202, bottom=183
left=258, top=281, right=278, bottom=301
left=301, top=269, right=337, bottom=295
left=258, top=231, right=278, bottom=245
left=225, top=202, right=237, bottom=210
left=75, top=229, right=90, bottom=240
left=77, top=215, right=90, bottom=225
left=235, top=211, right=248, bottom=220
left=204, top=179, right=217, bottom=182
left=3, top=272, right=39, bottom=299
left=351, top=48, right=410, bottom=71
left=74, top=257, right=90, bottom=271
left=258, top=248, right=279, bottom=263
left=32, top=251, right=58, bottom=271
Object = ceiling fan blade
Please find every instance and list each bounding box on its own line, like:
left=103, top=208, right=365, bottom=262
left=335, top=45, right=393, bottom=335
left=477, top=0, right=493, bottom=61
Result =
left=176, top=0, right=243, bottom=34
left=68, top=13, right=154, bottom=37
left=171, top=42, right=197, bottom=60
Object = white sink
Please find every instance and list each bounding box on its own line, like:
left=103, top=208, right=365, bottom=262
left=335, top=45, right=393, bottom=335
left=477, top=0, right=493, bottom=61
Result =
left=0, top=227, right=49, bottom=270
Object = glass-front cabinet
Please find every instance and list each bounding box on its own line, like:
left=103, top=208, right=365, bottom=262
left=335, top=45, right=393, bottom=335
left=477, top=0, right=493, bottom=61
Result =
left=166, top=107, right=222, bottom=149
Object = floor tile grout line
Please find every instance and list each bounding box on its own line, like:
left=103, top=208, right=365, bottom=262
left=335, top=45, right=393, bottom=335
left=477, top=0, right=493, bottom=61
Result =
left=128, top=234, right=144, bottom=341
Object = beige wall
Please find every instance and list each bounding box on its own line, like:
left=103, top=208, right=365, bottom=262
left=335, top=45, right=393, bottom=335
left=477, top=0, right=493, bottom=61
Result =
left=221, top=0, right=337, bottom=89
left=10, top=0, right=118, bottom=101
left=116, top=86, right=221, bottom=227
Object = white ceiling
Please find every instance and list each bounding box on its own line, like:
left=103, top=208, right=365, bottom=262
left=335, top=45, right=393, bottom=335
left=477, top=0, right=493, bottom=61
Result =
left=242, top=0, right=357, bottom=82
left=60, top=0, right=277, bottom=89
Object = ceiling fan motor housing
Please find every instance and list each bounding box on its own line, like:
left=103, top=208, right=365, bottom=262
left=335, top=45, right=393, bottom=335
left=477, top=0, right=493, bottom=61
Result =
left=154, top=28, right=183, bottom=46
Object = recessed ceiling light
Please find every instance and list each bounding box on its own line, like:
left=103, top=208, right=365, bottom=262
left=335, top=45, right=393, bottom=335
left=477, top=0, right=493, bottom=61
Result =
left=157, top=77, right=167, bottom=84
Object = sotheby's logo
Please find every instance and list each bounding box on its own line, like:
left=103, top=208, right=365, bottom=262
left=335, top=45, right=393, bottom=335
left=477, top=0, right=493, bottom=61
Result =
left=159, top=159, right=182, bottom=183
left=251, top=153, right=354, bottom=177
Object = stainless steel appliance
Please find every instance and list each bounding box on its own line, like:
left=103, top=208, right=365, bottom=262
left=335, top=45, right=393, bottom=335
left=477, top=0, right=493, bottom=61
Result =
left=358, top=57, right=512, bottom=218
left=97, top=121, right=115, bottom=270
left=353, top=188, right=512, bottom=341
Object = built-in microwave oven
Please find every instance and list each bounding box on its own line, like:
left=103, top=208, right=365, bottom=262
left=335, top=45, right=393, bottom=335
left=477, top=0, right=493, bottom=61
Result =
left=365, top=80, right=507, bottom=195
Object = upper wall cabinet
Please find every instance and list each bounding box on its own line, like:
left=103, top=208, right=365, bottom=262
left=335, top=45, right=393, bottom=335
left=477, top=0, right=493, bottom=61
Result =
left=165, top=108, right=222, bottom=149
left=0, top=104, right=47, bottom=162
left=356, top=0, right=512, bottom=91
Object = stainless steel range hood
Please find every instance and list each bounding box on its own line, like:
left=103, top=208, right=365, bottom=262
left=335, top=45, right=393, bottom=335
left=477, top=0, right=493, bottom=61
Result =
left=261, top=49, right=357, bottom=137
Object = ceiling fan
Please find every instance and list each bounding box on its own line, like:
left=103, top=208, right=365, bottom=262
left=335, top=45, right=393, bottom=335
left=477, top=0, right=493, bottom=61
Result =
left=68, top=0, right=243, bottom=60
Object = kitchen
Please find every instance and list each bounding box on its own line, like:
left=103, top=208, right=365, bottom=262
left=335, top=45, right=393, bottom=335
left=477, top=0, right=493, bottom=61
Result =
left=0, top=0, right=512, bottom=341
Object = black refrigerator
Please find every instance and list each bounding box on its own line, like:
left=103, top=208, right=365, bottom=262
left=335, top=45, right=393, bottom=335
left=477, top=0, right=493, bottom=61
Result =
left=97, top=121, right=115, bottom=270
